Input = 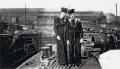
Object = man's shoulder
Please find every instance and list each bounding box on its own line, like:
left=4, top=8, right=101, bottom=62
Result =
left=75, top=18, right=81, bottom=22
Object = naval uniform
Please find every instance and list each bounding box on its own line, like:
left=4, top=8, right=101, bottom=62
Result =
left=68, top=19, right=83, bottom=65
left=54, top=17, right=69, bottom=65
left=74, top=19, right=83, bottom=65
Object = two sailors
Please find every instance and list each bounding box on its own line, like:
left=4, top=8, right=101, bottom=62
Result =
left=54, top=8, right=83, bottom=67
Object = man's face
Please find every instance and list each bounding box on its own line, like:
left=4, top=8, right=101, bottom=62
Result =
left=70, top=13, right=75, bottom=18
left=60, top=12, right=67, bottom=18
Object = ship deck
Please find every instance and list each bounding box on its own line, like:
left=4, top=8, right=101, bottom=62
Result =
left=17, top=51, right=102, bottom=69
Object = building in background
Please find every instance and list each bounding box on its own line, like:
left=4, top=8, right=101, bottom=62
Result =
left=0, top=8, right=119, bottom=44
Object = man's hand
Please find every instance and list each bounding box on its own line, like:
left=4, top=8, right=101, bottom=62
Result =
left=57, top=36, right=60, bottom=40
left=80, top=38, right=83, bottom=43
left=67, top=40, right=70, bottom=46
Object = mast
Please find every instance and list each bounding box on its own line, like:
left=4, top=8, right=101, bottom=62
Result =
left=25, top=3, right=26, bottom=24
left=116, top=3, right=117, bottom=25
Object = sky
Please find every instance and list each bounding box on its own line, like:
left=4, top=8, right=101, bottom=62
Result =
left=0, top=0, right=120, bottom=15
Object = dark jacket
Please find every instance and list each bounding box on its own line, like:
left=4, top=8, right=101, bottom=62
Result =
left=54, top=17, right=70, bottom=64
left=74, top=20, right=83, bottom=39
left=54, top=17, right=69, bottom=40
left=69, top=19, right=83, bottom=40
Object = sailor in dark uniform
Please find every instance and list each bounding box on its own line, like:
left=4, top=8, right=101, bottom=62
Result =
left=67, top=9, right=75, bottom=65
left=68, top=9, right=83, bottom=67
left=75, top=17, right=83, bottom=67
left=54, top=7, right=69, bottom=65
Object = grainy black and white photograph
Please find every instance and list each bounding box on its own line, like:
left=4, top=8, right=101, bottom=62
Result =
left=0, top=0, right=120, bottom=69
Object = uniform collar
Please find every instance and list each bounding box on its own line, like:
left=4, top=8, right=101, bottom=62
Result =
left=69, top=18, right=78, bottom=23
